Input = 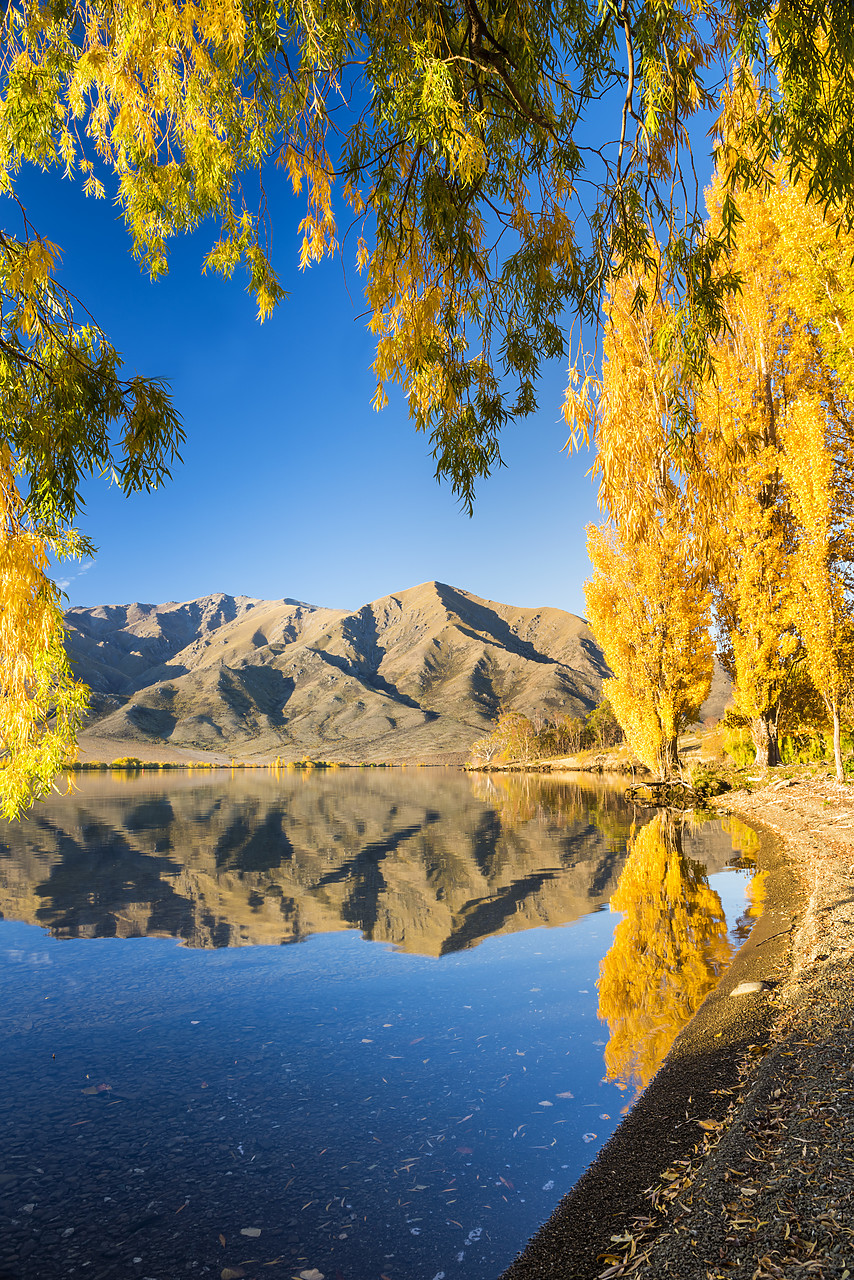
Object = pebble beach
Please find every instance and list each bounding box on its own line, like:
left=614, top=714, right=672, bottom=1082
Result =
left=502, top=772, right=854, bottom=1280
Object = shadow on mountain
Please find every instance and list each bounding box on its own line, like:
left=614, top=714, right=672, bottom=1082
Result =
left=310, top=645, right=427, bottom=713
left=218, top=666, right=296, bottom=726
left=435, top=582, right=557, bottom=666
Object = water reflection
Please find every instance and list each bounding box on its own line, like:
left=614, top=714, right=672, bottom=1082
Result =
left=0, top=770, right=754, bottom=1280
left=0, top=769, right=658, bottom=954
left=597, top=812, right=740, bottom=1094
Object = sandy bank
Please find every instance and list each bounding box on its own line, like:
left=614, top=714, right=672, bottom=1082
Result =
left=501, top=772, right=854, bottom=1280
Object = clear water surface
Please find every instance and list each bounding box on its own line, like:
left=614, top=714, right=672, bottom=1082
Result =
left=0, top=768, right=758, bottom=1280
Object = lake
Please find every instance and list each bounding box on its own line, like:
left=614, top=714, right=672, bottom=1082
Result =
left=0, top=768, right=759, bottom=1280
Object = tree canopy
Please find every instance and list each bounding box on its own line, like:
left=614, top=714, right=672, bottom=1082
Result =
left=2, top=0, right=854, bottom=812
left=4, top=0, right=854, bottom=506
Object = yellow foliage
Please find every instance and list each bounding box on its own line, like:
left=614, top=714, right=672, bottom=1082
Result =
left=585, top=520, right=713, bottom=776
left=780, top=398, right=853, bottom=712
left=598, top=814, right=732, bottom=1094
left=691, top=167, right=854, bottom=762
left=0, top=450, right=88, bottom=818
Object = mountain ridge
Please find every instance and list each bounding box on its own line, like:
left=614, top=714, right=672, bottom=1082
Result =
left=66, top=581, right=609, bottom=763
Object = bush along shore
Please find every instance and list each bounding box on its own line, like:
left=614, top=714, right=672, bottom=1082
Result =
left=501, top=768, right=854, bottom=1280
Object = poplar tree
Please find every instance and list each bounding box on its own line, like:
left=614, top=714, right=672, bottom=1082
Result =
left=694, top=171, right=854, bottom=765
left=577, top=168, right=854, bottom=772
left=585, top=519, right=712, bottom=778
left=572, top=275, right=713, bottom=778
left=781, top=399, right=854, bottom=781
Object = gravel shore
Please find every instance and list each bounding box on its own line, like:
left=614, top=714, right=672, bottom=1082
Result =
left=501, top=773, right=854, bottom=1280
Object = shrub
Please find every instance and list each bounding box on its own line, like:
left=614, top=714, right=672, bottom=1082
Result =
left=689, top=764, right=732, bottom=799
left=723, top=727, right=755, bottom=769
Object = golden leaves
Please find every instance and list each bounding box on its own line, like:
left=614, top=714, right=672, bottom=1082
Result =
left=585, top=516, right=713, bottom=776
left=0, top=450, right=88, bottom=819
left=584, top=162, right=854, bottom=770
left=779, top=397, right=854, bottom=744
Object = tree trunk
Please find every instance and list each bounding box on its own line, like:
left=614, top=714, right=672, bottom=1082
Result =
left=658, top=733, right=680, bottom=780
left=833, top=701, right=844, bottom=783
left=751, top=716, right=781, bottom=768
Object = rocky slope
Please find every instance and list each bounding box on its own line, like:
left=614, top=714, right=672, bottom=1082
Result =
left=65, top=582, right=609, bottom=762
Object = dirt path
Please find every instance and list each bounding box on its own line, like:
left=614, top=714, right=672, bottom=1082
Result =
left=501, top=773, right=854, bottom=1280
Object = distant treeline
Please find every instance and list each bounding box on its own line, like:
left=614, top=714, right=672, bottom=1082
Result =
left=68, top=758, right=416, bottom=772
left=469, top=701, right=624, bottom=766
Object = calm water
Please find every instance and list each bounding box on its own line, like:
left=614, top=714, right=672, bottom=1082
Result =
left=0, top=769, right=757, bottom=1280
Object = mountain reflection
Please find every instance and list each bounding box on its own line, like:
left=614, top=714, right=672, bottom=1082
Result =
left=597, top=812, right=736, bottom=1094
left=0, top=770, right=740, bottom=959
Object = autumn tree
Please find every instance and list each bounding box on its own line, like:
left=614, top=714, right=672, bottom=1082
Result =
left=598, top=813, right=732, bottom=1094
left=0, top=451, right=89, bottom=819
left=489, top=710, right=538, bottom=765
left=708, top=474, right=797, bottom=768
left=780, top=399, right=854, bottom=780
left=576, top=274, right=714, bottom=779
left=575, top=164, right=854, bottom=772
left=468, top=734, right=502, bottom=767
left=0, top=252, right=184, bottom=815
left=586, top=520, right=713, bottom=778
left=583, top=699, right=624, bottom=751
left=692, top=169, right=854, bottom=766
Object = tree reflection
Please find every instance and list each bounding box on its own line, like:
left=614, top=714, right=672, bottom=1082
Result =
left=597, top=812, right=733, bottom=1094
left=467, top=771, right=635, bottom=849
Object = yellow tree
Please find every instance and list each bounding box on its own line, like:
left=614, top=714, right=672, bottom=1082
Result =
left=781, top=398, right=854, bottom=781
left=585, top=520, right=713, bottom=778
left=570, top=157, right=854, bottom=770
left=692, top=169, right=854, bottom=765
left=468, top=710, right=538, bottom=767
left=707, top=466, right=798, bottom=768
left=571, top=274, right=714, bottom=780
left=0, top=450, right=88, bottom=818
left=491, top=711, right=538, bottom=765
left=598, top=813, right=732, bottom=1094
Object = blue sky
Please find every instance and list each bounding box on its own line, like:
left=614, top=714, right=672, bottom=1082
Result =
left=19, top=164, right=602, bottom=617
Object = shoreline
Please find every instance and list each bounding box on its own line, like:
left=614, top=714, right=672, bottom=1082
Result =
left=500, top=773, right=854, bottom=1280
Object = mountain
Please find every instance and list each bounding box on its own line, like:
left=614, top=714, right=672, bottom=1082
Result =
left=65, top=582, right=610, bottom=763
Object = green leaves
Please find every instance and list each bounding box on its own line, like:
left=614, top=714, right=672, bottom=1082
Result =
left=0, top=234, right=186, bottom=533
